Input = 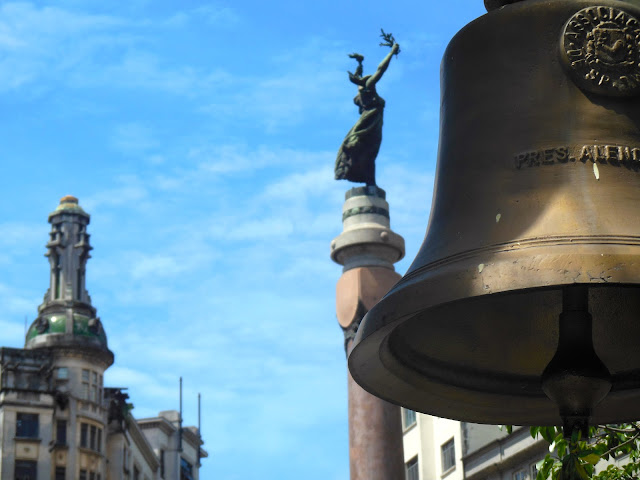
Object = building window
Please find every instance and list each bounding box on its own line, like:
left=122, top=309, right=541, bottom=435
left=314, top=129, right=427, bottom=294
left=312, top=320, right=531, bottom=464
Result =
left=16, top=413, right=39, bottom=438
left=80, top=423, right=102, bottom=452
left=81, top=369, right=102, bottom=404
left=56, top=420, right=67, bottom=445
left=514, top=469, right=529, bottom=480
left=55, top=467, right=65, bottom=480
left=406, top=456, right=419, bottom=480
left=180, top=458, right=193, bottom=480
left=80, top=470, right=87, bottom=480
left=441, top=438, right=456, bottom=472
left=56, top=367, right=68, bottom=380
left=123, top=446, right=129, bottom=470
left=81, top=382, right=89, bottom=401
left=160, top=450, right=165, bottom=478
left=531, top=463, right=539, bottom=480
left=402, top=408, right=417, bottom=430
left=133, top=466, right=140, bottom=480
left=82, top=369, right=90, bottom=400
left=15, top=460, right=37, bottom=480
left=55, top=254, right=62, bottom=299
left=81, top=423, right=88, bottom=447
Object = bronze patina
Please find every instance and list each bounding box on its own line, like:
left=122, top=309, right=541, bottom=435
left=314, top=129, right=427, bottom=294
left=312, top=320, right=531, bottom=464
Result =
left=348, top=0, right=640, bottom=433
left=335, top=31, right=400, bottom=187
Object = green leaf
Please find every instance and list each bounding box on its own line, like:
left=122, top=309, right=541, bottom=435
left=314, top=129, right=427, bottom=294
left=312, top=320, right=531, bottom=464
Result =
left=571, top=429, right=581, bottom=444
left=537, top=455, right=555, bottom=480
left=581, top=454, right=600, bottom=466
left=542, top=427, right=555, bottom=443
left=557, top=439, right=568, bottom=458
left=584, top=464, right=594, bottom=477
left=499, top=425, right=513, bottom=434
left=592, top=443, right=608, bottom=457
left=574, top=459, right=590, bottom=480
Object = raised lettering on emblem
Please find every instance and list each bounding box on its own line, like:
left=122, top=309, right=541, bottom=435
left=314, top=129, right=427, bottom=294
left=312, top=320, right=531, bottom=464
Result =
left=562, top=6, right=640, bottom=96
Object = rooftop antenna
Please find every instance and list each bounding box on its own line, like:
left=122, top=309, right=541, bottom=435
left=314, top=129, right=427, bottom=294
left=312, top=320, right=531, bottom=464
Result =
left=179, top=377, right=183, bottom=453
left=198, top=392, right=202, bottom=466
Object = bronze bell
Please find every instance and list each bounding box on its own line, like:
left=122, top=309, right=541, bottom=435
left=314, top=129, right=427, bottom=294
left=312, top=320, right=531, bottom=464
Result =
left=348, top=0, right=640, bottom=429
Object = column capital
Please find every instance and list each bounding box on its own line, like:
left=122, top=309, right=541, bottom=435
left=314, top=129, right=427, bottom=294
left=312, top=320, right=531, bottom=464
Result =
left=331, top=187, right=405, bottom=272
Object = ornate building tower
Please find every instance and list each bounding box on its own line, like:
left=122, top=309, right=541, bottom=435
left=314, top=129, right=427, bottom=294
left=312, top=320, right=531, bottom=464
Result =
left=331, top=186, right=406, bottom=480
left=23, top=195, right=113, bottom=479
left=0, top=196, right=205, bottom=480
left=27, top=195, right=112, bottom=361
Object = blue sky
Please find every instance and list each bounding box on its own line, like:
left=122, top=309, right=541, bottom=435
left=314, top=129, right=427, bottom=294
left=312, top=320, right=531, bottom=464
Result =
left=0, top=1, right=486, bottom=479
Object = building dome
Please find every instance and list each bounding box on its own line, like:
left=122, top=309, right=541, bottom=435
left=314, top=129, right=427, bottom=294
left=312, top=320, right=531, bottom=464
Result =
left=48, top=195, right=89, bottom=220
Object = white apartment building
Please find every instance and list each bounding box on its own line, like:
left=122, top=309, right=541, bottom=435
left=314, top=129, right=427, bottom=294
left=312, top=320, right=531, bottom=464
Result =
left=401, top=410, right=545, bottom=480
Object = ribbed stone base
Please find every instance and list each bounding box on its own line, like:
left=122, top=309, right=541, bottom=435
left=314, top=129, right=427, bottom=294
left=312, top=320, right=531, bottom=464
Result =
left=331, top=186, right=405, bottom=271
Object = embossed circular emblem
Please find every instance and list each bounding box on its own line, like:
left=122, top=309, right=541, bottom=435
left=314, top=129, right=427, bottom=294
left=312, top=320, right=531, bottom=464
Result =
left=562, top=6, right=640, bottom=96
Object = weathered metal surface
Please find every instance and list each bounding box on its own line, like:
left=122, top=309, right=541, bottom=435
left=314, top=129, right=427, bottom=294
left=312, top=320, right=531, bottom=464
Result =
left=349, top=0, right=640, bottom=426
left=561, top=6, right=640, bottom=96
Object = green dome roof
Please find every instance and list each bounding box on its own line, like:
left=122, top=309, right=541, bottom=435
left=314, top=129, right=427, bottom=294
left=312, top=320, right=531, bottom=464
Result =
left=26, top=313, right=110, bottom=351
left=48, top=195, right=89, bottom=220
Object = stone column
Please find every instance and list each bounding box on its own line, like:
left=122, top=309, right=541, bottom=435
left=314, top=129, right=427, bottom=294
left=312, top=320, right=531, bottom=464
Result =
left=331, top=186, right=406, bottom=480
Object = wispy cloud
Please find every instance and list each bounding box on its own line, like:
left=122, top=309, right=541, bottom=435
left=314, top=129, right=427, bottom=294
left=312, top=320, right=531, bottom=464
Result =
left=0, top=282, right=41, bottom=347
left=0, top=2, right=127, bottom=90
left=197, top=37, right=351, bottom=132
left=263, top=165, right=340, bottom=201
left=0, top=2, right=238, bottom=96
left=110, top=122, right=157, bottom=154
left=0, top=221, right=47, bottom=249
left=82, top=175, right=149, bottom=212
left=0, top=282, right=38, bottom=316
left=191, top=5, right=240, bottom=26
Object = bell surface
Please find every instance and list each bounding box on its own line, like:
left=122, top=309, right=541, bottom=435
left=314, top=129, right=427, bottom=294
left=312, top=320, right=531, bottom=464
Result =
left=349, top=0, right=640, bottom=426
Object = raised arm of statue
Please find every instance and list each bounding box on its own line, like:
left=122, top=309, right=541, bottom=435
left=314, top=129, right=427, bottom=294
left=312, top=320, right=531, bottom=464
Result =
left=365, top=43, right=400, bottom=89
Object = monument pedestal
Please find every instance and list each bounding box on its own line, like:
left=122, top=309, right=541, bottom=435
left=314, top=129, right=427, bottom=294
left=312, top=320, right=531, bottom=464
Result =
left=331, top=186, right=405, bottom=480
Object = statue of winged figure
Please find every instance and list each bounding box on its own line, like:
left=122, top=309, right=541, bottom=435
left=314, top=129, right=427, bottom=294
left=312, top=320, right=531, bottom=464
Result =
left=335, top=30, right=400, bottom=186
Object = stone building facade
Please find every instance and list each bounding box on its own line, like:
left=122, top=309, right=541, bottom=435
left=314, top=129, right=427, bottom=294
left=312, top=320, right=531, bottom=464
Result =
left=0, top=196, right=205, bottom=480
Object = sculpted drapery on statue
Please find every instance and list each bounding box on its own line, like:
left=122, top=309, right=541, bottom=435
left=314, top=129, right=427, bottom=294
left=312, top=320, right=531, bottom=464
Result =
left=335, top=31, right=400, bottom=187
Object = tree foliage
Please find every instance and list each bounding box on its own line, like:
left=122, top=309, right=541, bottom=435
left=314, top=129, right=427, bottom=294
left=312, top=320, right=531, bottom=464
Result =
left=521, top=424, right=640, bottom=480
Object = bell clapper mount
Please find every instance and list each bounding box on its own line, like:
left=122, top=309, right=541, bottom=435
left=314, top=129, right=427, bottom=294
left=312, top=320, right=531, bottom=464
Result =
left=541, top=286, right=612, bottom=439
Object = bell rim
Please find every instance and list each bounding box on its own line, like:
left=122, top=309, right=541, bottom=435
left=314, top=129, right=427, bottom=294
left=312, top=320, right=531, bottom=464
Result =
left=349, top=282, right=640, bottom=425
left=360, top=242, right=640, bottom=348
